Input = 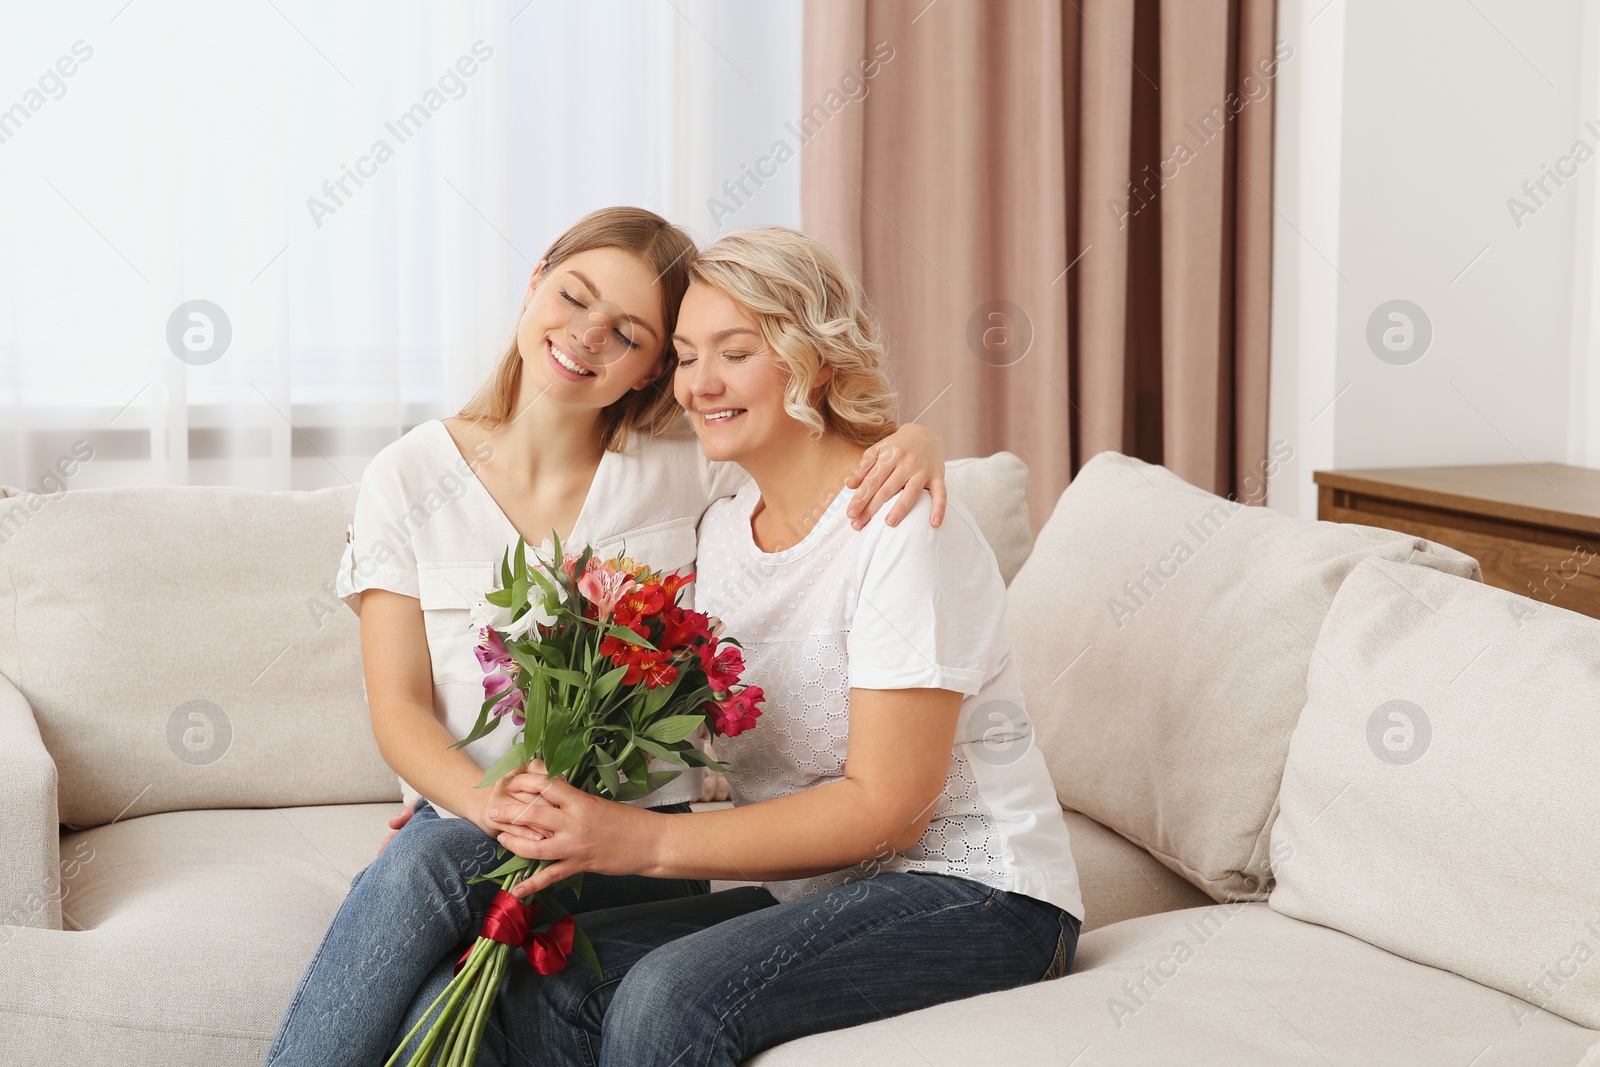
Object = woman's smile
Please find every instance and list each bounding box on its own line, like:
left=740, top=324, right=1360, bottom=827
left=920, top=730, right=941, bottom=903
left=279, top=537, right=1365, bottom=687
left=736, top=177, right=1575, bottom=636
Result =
left=547, top=338, right=597, bottom=380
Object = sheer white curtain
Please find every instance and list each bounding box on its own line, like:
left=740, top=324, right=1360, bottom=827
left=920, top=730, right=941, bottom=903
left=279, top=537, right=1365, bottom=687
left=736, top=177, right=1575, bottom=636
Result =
left=0, top=0, right=800, bottom=493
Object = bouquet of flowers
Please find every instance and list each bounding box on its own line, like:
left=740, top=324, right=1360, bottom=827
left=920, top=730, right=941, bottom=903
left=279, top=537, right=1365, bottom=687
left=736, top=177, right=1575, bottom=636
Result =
left=386, top=533, right=764, bottom=1067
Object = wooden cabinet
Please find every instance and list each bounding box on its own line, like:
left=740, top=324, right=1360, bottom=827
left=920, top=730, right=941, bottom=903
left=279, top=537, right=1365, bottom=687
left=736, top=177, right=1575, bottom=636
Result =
left=1313, top=464, right=1600, bottom=620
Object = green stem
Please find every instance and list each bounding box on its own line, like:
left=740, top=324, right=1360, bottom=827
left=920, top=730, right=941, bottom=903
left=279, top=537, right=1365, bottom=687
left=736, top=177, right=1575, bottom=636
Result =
left=460, top=933, right=510, bottom=1067
left=392, top=941, right=487, bottom=1067
left=447, top=872, right=522, bottom=1066
left=382, top=942, right=483, bottom=1067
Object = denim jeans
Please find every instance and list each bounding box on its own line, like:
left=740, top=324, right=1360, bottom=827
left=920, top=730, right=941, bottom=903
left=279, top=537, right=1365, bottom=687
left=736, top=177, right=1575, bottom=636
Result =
left=261, top=797, right=707, bottom=1067
left=392, top=868, right=1081, bottom=1067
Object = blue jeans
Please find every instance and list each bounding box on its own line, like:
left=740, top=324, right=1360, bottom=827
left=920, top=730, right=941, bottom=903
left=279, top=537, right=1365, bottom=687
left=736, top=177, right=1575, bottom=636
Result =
left=262, top=797, right=708, bottom=1067
left=393, top=868, right=1081, bottom=1067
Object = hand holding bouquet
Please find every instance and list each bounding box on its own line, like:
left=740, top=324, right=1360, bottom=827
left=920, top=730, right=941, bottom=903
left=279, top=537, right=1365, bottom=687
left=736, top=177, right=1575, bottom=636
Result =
left=387, top=534, right=763, bottom=1067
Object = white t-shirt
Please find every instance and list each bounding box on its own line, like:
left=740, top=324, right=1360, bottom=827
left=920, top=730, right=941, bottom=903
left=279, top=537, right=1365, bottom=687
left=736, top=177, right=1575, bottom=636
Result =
left=335, top=417, right=748, bottom=819
left=695, top=480, right=1085, bottom=920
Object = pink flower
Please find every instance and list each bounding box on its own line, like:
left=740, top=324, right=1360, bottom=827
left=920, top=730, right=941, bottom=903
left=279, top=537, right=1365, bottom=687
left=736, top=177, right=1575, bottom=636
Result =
left=699, top=643, right=746, bottom=691
left=578, top=566, right=636, bottom=620
left=475, top=627, right=512, bottom=673
left=484, top=672, right=524, bottom=721
left=707, top=686, right=764, bottom=738
left=560, top=552, right=596, bottom=580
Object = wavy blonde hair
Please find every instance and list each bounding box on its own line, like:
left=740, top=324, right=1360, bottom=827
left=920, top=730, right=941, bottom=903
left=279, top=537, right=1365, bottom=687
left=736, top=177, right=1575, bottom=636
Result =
left=688, top=226, right=898, bottom=445
left=457, top=206, right=697, bottom=452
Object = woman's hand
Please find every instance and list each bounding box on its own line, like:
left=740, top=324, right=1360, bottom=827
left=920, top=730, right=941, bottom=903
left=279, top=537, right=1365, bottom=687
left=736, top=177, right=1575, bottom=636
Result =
left=376, top=803, right=414, bottom=856
left=491, top=765, right=659, bottom=899
left=471, top=761, right=554, bottom=843
left=845, top=423, right=947, bottom=529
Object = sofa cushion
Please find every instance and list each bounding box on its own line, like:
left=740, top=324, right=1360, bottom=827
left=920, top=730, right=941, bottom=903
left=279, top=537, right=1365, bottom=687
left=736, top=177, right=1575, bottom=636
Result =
left=0, top=803, right=390, bottom=1066
left=1269, top=556, right=1600, bottom=1030
left=946, top=451, right=1034, bottom=585
left=1003, top=451, right=1481, bottom=902
left=1062, top=810, right=1210, bottom=933
left=0, top=484, right=398, bottom=829
left=747, top=904, right=1600, bottom=1066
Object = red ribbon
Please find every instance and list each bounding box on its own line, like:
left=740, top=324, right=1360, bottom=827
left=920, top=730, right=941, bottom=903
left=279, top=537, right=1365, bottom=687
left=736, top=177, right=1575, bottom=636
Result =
left=453, top=890, right=576, bottom=976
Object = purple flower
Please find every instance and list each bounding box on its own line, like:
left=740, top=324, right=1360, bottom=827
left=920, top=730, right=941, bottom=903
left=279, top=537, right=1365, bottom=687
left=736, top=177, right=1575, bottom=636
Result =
left=484, top=671, right=524, bottom=720
left=475, top=627, right=512, bottom=673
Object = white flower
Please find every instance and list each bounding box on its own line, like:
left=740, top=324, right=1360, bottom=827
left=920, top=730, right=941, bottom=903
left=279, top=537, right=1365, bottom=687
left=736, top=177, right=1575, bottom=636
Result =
left=470, top=594, right=515, bottom=633
left=533, top=537, right=556, bottom=568
left=471, top=594, right=553, bottom=639
left=502, top=599, right=555, bottom=639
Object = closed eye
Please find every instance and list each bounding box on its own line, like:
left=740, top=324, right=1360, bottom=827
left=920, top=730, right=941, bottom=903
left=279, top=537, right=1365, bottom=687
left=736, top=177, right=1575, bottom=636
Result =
left=561, top=289, right=641, bottom=349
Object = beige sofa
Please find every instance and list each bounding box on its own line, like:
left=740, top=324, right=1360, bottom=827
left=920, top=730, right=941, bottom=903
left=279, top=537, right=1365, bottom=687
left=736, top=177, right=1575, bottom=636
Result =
left=2, top=450, right=1596, bottom=1066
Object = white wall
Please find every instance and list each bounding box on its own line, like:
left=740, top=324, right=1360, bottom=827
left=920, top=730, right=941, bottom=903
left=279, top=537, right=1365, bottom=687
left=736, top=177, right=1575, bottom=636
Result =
left=1269, top=0, right=1592, bottom=517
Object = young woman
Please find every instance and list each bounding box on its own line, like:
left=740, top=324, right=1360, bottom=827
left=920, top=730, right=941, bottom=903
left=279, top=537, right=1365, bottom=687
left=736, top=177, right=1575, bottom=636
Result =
left=410, top=226, right=1085, bottom=1067
left=261, top=208, right=948, bottom=1067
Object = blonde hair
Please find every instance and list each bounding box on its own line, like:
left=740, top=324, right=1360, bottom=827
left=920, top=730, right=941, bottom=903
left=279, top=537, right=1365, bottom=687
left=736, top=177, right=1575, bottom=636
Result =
left=688, top=226, right=898, bottom=445
left=458, top=206, right=697, bottom=451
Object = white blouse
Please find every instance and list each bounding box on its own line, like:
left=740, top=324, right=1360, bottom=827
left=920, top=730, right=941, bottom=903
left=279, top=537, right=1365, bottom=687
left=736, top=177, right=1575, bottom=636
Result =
left=335, top=417, right=748, bottom=819
left=695, top=480, right=1086, bottom=920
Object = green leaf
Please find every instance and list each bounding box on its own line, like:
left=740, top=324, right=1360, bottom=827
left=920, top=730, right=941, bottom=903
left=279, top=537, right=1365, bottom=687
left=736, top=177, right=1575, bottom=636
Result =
left=526, top=563, right=560, bottom=604
left=604, top=623, right=656, bottom=651
left=642, top=768, right=683, bottom=793
left=479, top=851, right=534, bottom=880
left=548, top=729, right=590, bottom=781
left=569, top=922, right=603, bottom=978
left=610, top=779, right=651, bottom=802
left=646, top=714, right=704, bottom=744
left=526, top=641, right=564, bottom=667
left=485, top=587, right=513, bottom=607
left=621, top=747, right=650, bottom=785
left=678, top=745, right=728, bottom=772
left=630, top=734, right=686, bottom=764
left=595, top=751, right=623, bottom=798
left=544, top=667, right=589, bottom=689
left=593, top=663, right=630, bottom=699
left=501, top=544, right=514, bottom=590
left=641, top=675, right=685, bottom=717
left=513, top=536, right=527, bottom=582
left=525, top=679, right=548, bottom=746
left=451, top=698, right=502, bottom=750
left=474, top=740, right=527, bottom=789
left=672, top=683, right=715, bottom=713
left=508, top=643, right=544, bottom=680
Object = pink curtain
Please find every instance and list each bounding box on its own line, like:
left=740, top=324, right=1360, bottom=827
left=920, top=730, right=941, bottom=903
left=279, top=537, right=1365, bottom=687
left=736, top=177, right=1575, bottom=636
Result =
left=803, top=0, right=1279, bottom=526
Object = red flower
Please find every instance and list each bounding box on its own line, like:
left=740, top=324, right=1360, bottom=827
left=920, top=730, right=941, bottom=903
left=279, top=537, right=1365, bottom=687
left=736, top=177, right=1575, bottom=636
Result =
left=638, top=655, right=679, bottom=689
left=699, top=643, right=745, bottom=691
left=707, top=686, right=763, bottom=737
left=661, top=569, right=695, bottom=600
left=660, top=605, right=712, bottom=652
left=615, top=646, right=679, bottom=689
left=619, top=582, right=667, bottom=618
left=600, top=608, right=649, bottom=659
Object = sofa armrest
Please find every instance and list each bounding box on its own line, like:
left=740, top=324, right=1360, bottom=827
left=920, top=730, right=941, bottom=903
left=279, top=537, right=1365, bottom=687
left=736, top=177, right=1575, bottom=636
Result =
left=0, top=672, right=61, bottom=932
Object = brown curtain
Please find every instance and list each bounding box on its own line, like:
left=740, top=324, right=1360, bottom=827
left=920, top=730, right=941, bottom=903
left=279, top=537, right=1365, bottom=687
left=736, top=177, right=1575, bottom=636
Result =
left=802, top=0, right=1277, bottom=528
